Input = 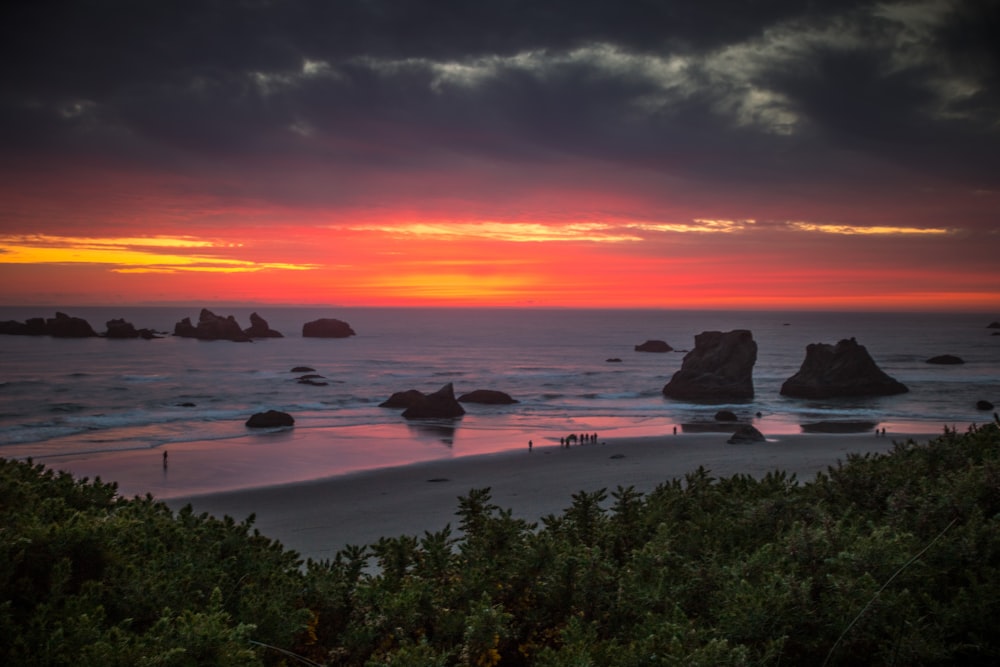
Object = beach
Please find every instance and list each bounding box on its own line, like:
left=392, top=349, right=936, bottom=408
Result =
left=164, top=430, right=937, bottom=563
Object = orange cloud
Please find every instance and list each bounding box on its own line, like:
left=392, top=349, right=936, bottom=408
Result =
left=0, top=234, right=316, bottom=273
left=0, top=204, right=996, bottom=311
left=787, top=222, right=954, bottom=236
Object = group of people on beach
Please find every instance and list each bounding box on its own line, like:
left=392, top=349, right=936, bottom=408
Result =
left=527, top=433, right=602, bottom=451
left=559, top=432, right=599, bottom=448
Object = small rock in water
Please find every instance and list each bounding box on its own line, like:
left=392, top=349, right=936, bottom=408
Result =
left=245, top=410, right=295, bottom=428
left=926, top=354, right=964, bottom=365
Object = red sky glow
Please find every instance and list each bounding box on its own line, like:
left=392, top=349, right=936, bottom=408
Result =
left=1, top=1, right=997, bottom=311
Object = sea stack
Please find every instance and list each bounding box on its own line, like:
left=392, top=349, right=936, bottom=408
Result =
left=780, top=338, right=908, bottom=398
left=662, top=329, right=757, bottom=401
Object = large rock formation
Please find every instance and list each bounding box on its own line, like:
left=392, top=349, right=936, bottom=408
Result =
left=635, top=339, right=673, bottom=353
left=458, top=389, right=519, bottom=404
left=173, top=309, right=251, bottom=342
left=780, top=338, right=908, bottom=399
left=662, top=330, right=757, bottom=401
left=302, top=318, right=356, bottom=338
left=401, top=383, right=466, bottom=420
left=244, top=312, right=283, bottom=338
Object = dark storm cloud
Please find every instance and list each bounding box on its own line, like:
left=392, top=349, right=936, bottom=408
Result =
left=1, top=0, right=996, bottom=208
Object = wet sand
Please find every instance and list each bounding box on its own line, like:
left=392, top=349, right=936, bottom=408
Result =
left=165, top=430, right=935, bottom=562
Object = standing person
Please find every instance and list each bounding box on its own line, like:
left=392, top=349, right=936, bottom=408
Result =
left=528, top=439, right=533, bottom=452
left=162, top=450, right=168, bottom=468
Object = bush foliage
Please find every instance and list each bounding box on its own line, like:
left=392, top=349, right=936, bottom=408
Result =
left=3, top=421, right=1000, bottom=665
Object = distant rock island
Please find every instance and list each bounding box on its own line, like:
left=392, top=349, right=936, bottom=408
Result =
left=244, top=312, right=283, bottom=338
left=1, top=312, right=172, bottom=338
left=0, top=309, right=353, bottom=341
left=174, top=309, right=252, bottom=342
left=302, top=318, right=356, bottom=338
left=634, top=339, right=673, bottom=353
left=662, top=329, right=757, bottom=401
left=171, top=309, right=295, bottom=341
left=926, top=354, right=964, bottom=365
left=780, top=338, right=908, bottom=398
left=105, top=318, right=160, bottom=339
left=1, top=312, right=100, bottom=337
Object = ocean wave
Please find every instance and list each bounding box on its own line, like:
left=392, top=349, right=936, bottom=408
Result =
left=49, top=403, right=87, bottom=413
left=121, top=374, right=169, bottom=382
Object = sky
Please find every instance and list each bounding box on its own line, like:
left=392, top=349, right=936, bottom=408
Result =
left=1, top=0, right=998, bottom=310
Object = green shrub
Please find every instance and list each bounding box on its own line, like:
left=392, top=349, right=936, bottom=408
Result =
left=3, top=420, right=1000, bottom=665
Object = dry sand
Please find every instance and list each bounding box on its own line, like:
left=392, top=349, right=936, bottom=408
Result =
left=165, top=430, right=936, bottom=562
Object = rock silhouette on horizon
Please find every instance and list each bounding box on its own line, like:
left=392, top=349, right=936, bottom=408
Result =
left=780, top=338, right=908, bottom=399
left=302, top=318, right=356, bottom=338
left=244, top=312, right=283, bottom=338
left=662, top=329, right=757, bottom=401
left=634, top=339, right=673, bottom=353
left=1, top=313, right=166, bottom=339
left=45, top=312, right=98, bottom=337
left=1, top=312, right=97, bottom=337
left=173, top=309, right=252, bottom=342
left=104, top=318, right=159, bottom=339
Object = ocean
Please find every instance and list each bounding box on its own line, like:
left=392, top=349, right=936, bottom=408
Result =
left=1, top=307, right=997, bottom=496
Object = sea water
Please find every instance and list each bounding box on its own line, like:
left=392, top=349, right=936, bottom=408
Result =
left=1, top=307, right=997, bottom=492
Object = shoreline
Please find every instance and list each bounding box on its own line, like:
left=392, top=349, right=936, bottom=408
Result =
left=11, top=416, right=967, bottom=501
left=165, top=430, right=939, bottom=563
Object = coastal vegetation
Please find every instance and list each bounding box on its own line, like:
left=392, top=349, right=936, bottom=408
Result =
left=3, top=421, right=1000, bottom=665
